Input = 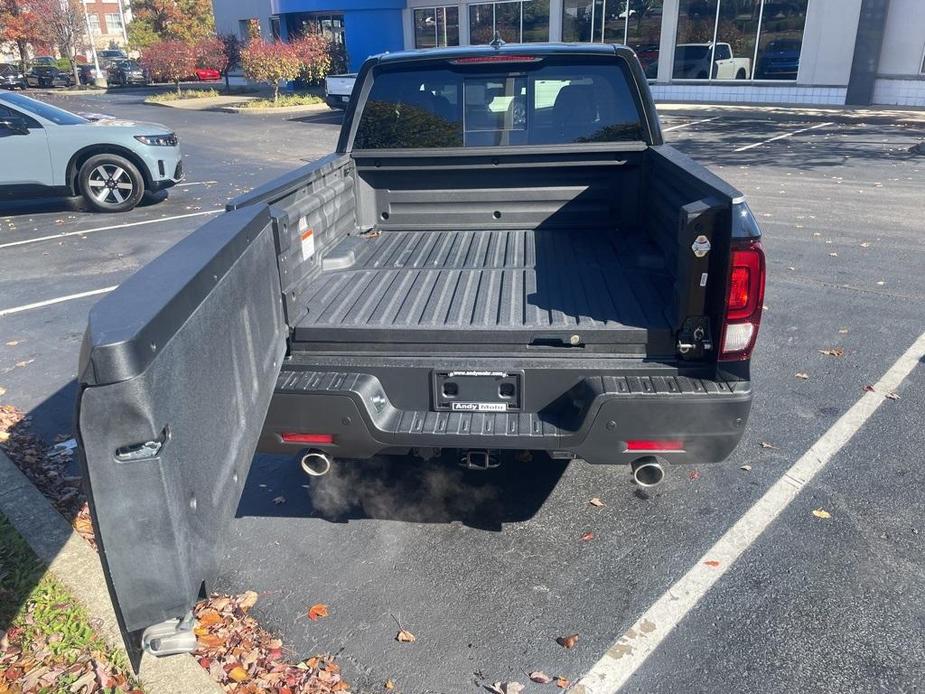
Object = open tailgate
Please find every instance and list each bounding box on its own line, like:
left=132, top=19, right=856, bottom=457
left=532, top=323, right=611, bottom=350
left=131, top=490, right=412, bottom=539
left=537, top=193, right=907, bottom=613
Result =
left=76, top=204, right=286, bottom=661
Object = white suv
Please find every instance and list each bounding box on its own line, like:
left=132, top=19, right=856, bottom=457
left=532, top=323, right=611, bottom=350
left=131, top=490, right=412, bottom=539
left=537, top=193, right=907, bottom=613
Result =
left=0, top=92, right=183, bottom=212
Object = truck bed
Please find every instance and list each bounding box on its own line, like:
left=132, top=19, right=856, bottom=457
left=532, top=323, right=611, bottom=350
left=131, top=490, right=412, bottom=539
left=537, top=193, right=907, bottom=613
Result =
left=293, top=227, right=674, bottom=348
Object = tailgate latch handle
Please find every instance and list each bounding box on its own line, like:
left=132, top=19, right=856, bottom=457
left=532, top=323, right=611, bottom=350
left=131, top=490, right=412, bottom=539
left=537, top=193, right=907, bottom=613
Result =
left=114, top=426, right=169, bottom=463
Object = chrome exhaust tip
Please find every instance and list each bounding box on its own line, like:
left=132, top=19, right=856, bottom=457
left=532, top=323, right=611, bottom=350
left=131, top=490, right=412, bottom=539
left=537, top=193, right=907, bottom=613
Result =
left=300, top=449, right=333, bottom=477
left=631, top=456, right=665, bottom=487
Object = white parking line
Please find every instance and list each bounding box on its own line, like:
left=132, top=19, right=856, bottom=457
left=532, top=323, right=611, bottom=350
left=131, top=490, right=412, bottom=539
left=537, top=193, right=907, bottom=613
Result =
left=175, top=181, right=218, bottom=187
left=0, top=209, right=222, bottom=250
left=578, top=329, right=925, bottom=693
left=662, top=117, right=719, bottom=132
left=0, top=286, right=118, bottom=317
left=733, top=121, right=833, bottom=152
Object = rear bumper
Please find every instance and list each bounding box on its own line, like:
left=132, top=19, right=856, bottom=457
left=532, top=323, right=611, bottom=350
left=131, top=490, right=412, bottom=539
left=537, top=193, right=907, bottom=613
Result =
left=325, top=94, right=350, bottom=109
left=258, top=369, right=751, bottom=465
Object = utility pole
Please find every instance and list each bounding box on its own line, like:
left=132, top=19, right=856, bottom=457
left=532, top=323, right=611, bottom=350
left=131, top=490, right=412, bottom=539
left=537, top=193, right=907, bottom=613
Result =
left=81, top=0, right=107, bottom=87
left=117, top=0, right=129, bottom=45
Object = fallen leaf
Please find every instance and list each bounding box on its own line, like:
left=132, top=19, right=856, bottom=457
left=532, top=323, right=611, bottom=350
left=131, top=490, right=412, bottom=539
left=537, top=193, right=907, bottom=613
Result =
left=5, top=341, right=18, bottom=346
left=863, top=384, right=876, bottom=392
left=740, top=464, right=752, bottom=471
left=885, top=392, right=900, bottom=401
left=588, top=497, right=605, bottom=507
left=554, top=677, right=571, bottom=688
left=198, top=609, right=222, bottom=627
left=0, top=431, right=8, bottom=442
left=860, top=242, right=870, bottom=248
left=238, top=590, right=259, bottom=611
left=795, top=372, right=809, bottom=380
left=829, top=252, right=838, bottom=257
left=556, top=634, right=579, bottom=649
left=0, top=386, right=5, bottom=397
left=228, top=665, right=249, bottom=683
left=307, top=603, right=329, bottom=621
left=396, top=629, right=416, bottom=643
left=704, top=560, right=721, bottom=567
left=197, top=633, right=224, bottom=649
left=529, top=671, right=552, bottom=684
left=759, top=441, right=778, bottom=449
left=272, top=495, right=287, bottom=504
left=385, top=679, right=395, bottom=690
left=819, top=347, right=845, bottom=358
left=837, top=328, right=849, bottom=334
left=812, top=508, right=831, bottom=519
left=15, top=360, right=33, bottom=368
left=579, top=531, right=594, bottom=542
left=688, top=469, right=701, bottom=481
left=360, top=229, right=381, bottom=239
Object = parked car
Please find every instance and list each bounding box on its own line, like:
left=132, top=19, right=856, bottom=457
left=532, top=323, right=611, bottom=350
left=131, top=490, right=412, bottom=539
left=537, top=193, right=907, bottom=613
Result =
left=75, top=43, right=765, bottom=658
left=108, top=59, right=149, bottom=87
left=97, top=49, right=128, bottom=63
left=25, top=56, right=74, bottom=88
left=674, top=42, right=750, bottom=79
left=0, top=91, right=182, bottom=212
left=194, top=67, right=221, bottom=81
left=755, top=38, right=802, bottom=80
left=0, top=63, right=27, bottom=89
left=324, top=72, right=356, bottom=108
left=78, top=63, right=106, bottom=85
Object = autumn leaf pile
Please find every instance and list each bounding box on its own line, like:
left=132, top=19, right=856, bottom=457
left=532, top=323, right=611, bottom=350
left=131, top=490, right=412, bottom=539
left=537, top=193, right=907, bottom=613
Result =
left=193, top=592, right=350, bottom=693
left=0, top=623, right=139, bottom=694
left=0, top=405, right=95, bottom=547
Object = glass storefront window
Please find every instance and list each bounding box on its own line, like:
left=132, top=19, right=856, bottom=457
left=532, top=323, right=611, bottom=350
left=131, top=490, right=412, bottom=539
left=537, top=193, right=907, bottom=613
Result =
left=562, top=0, right=663, bottom=79
left=754, top=1, right=808, bottom=80
left=414, top=6, right=460, bottom=48
left=674, top=0, right=807, bottom=81
left=469, top=0, right=550, bottom=44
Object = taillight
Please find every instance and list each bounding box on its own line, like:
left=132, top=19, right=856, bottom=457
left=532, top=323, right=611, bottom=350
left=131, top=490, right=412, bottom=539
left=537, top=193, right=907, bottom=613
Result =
left=720, top=240, right=765, bottom=361
left=625, top=439, right=685, bottom=452
left=280, top=433, right=335, bottom=444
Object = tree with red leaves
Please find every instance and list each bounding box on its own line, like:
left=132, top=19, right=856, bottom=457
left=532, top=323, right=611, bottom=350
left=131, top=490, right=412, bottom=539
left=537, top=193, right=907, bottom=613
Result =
left=289, top=32, right=336, bottom=86
left=0, top=0, right=47, bottom=72
left=240, top=38, right=301, bottom=103
left=141, top=39, right=197, bottom=94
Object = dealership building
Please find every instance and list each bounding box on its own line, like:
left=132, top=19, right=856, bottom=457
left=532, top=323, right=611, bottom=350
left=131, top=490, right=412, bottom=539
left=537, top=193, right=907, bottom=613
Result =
left=212, top=0, right=925, bottom=106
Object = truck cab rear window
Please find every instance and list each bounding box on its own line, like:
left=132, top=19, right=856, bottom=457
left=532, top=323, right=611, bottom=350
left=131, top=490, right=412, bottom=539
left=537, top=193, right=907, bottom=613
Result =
left=352, top=57, right=645, bottom=149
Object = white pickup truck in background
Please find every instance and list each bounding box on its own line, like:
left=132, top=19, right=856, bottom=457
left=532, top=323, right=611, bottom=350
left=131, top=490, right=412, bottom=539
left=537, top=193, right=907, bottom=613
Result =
left=324, top=73, right=357, bottom=109
left=674, top=42, right=751, bottom=80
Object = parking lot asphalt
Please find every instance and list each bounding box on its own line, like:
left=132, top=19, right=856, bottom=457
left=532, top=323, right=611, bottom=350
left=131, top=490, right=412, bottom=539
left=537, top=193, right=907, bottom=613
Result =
left=1, top=93, right=924, bottom=693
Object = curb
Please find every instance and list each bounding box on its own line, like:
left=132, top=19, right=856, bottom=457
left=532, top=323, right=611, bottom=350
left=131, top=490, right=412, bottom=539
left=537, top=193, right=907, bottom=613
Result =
left=0, top=450, right=221, bottom=694
left=217, top=102, right=330, bottom=115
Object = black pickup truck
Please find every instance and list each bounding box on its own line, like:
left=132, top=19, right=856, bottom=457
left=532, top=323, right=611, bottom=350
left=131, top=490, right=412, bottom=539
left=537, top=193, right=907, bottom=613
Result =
left=76, top=43, right=765, bottom=658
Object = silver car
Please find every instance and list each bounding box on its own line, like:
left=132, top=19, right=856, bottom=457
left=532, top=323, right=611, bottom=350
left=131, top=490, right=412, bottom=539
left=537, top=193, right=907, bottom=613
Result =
left=0, top=92, right=182, bottom=212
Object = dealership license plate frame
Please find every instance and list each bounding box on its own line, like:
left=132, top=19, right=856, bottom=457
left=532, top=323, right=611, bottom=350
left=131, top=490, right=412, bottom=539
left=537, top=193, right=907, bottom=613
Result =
left=433, top=370, right=523, bottom=413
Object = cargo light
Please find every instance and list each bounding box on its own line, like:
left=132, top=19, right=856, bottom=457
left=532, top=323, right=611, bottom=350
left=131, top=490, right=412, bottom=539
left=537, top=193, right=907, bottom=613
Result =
left=720, top=240, right=765, bottom=361
left=280, top=433, right=335, bottom=444
left=449, top=55, right=543, bottom=64
left=625, top=439, right=684, bottom=452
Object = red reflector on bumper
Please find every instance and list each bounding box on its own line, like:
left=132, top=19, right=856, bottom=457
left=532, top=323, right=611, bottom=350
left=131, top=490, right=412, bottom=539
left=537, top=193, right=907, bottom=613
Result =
left=280, top=433, right=334, bottom=444
left=625, top=439, right=684, bottom=452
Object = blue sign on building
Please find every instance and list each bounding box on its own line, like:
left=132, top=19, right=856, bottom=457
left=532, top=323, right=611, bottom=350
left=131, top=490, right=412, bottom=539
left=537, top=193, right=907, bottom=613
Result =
left=271, top=0, right=406, bottom=71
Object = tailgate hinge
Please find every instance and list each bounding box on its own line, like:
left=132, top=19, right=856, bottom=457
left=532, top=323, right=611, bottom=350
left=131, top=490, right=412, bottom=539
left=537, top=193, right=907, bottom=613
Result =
left=141, top=611, right=197, bottom=657
left=677, top=317, right=713, bottom=360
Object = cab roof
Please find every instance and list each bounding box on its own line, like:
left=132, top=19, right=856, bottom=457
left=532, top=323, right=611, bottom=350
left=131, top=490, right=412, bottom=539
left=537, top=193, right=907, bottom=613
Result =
left=373, top=42, right=637, bottom=65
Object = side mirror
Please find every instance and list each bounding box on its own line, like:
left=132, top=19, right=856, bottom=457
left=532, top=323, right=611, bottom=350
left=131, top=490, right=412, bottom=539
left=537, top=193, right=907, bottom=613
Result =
left=0, top=117, right=30, bottom=135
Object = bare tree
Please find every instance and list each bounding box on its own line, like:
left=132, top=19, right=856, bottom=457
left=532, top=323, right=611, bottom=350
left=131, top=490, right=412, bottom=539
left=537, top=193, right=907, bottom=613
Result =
left=33, top=0, right=89, bottom=85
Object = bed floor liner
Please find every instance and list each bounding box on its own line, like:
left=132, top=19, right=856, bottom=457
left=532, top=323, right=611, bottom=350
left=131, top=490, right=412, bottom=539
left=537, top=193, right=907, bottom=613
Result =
left=292, top=228, right=675, bottom=346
